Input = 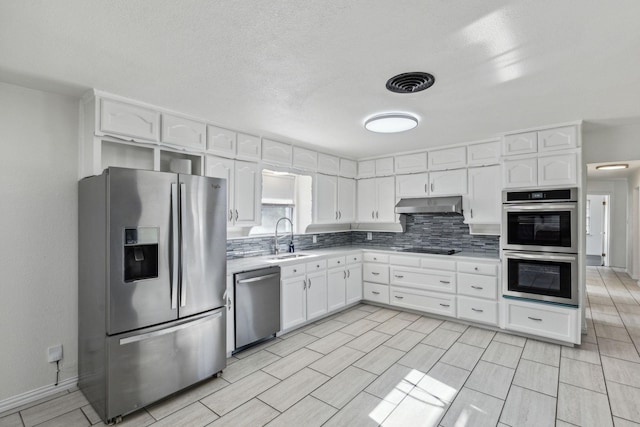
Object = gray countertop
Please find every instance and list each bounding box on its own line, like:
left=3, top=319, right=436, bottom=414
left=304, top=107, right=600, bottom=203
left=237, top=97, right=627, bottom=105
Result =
left=227, top=245, right=499, bottom=275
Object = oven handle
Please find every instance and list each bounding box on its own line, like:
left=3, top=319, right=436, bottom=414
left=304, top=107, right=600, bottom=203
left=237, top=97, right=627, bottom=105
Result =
left=503, top=251, right=577, bottom=262
left=503, top=203, right=576, bottom=211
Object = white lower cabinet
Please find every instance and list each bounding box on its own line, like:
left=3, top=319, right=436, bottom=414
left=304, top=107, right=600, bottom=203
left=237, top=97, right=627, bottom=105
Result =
left=346, top=264, right=362, bottom=304
left=390, top=287, right=456, bottom=317
left=363, top=282, right=389, bottom=304
left=503, top=298, right=579, bottom=343
left=390, top=266, right=456, bottom=293
left=282, top=274, right=307, bottom=331
left=281, top=261, right=328, bottom=331
left=457, top=296, right=498, bottom=325
left=225, top=275, right=235, bottom=355
left=306, top=269, right=328, bottom=320
left=328, top=265, right=347, bottom=312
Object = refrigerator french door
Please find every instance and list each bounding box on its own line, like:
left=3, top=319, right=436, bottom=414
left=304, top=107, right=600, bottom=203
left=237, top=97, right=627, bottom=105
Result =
left=79, top=168, right=227, bottom=423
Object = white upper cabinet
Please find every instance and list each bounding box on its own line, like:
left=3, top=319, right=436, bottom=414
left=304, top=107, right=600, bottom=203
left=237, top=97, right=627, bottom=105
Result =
left=503, top=156, right=538, bottom=188
left=337, top=177, right=356, bottom=223
left=538, top=153, right=577, bottom=186
left=99, top=98, right=160, bottom=142
left=293, top=147, right=318, bottom=171
left=161, top=114, right=206, bottom=150
left=206, top=125, right=236, bottom=157
left=396, top=173, right=429, bottom=198
left=314, top=174, right=338, bottom=224
left=375, top=157, right=395, bottom=176
left=357, top=178, right=377, bottom=222
left=429, top=169, right=467, bottom=196
left=205, top=155, right=235, bottom=225
left=503, top=131, right=538, bottom=156
left=236, top=133, right=261, bottom=161
left=262, top=139, right=292, bottom=166
left=339, top=158, right=357, bottom=178
left=428, top=146, right=467, bottom=170
left=467, top=140, right=501, bottom=166
left=317, top=153, right=340, bottom=175
left=466, top=165, right=501, bottom=224
left=358, top=160, right=376, bottom=178
left=233, top=161, right=261, bottom=226
left=395, top=153, right=428, bottom=174
left=538, top=126, right=577, bottom=152
left=358, top=177, right=396, bottom=222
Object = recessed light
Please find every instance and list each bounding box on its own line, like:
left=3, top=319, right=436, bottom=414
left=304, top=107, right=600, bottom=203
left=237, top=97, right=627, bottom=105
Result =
left=595, top=164, right=629, bottom=171
left=364, top=113, right=418, bottom=133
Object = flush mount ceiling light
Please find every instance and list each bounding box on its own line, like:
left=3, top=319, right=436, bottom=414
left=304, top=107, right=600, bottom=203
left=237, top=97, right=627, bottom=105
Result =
left=365, top=113, right=419, bottom=133
left=595, top=164, right=629, bottom=171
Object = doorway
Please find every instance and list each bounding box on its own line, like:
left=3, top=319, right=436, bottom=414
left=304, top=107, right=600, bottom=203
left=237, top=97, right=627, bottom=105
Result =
left=586, top=194, right=610, bottom=266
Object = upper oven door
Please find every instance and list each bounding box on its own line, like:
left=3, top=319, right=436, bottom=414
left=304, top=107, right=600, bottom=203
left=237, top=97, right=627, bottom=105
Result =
left=502, top=203, right=578, bottom=253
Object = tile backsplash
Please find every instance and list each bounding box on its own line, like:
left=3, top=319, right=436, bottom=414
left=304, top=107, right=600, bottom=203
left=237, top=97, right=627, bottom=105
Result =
left=227, top=214, right=499, bottom=259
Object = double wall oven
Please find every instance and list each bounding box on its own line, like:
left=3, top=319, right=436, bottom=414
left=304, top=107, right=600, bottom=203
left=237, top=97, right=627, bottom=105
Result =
left=502, top=188, right=579, bottom=306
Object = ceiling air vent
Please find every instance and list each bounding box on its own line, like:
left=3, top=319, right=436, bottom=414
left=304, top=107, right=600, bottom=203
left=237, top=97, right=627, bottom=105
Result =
left=386, top=72, right=435, bottom=94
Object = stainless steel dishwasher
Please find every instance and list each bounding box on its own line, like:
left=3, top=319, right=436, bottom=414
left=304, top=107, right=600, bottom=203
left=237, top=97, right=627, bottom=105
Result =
left=234, top=266, right=281, bottom=352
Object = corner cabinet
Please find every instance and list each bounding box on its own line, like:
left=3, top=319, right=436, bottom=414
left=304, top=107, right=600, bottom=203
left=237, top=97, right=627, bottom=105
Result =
left=357, top=177, right=395, bottom=223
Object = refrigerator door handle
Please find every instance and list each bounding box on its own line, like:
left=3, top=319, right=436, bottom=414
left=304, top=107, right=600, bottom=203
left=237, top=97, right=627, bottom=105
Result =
left=171, top=183, right=179, bottom=310
left=180, top=182, right=187, bottom=308
left=119, top=311, right=222, bottom=345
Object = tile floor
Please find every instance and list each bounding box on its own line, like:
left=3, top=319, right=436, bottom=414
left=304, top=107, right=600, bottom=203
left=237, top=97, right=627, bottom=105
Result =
left=2, top=267, right=640, bottom=427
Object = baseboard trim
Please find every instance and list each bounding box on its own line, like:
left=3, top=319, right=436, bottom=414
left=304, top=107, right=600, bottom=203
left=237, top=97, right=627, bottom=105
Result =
left=0, top=377, right=78, bottom=414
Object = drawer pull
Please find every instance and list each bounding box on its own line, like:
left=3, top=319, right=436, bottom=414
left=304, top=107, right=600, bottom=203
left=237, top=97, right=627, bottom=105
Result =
left=372, top=291, right=380, bottom=295
left=439, top=303, right=450, bottom=307
left=293, top=269, right=297, bottom=273
left=394, top=295, right=404, bottom=299
left=471, top=308, right=484, bottom=313
left=474, top=267, right=479, bottom=271
left=394, top=275, right=404, bottom=278
left=337, top=260, right=341, bottom=264
left=528, top=316, right=543, bottom=322
left=316, top=264, right=320, bottom=268
left=353, top=257, right=358, bottom=261
left=471, top=285, right=484, bottom=290
left=373, top=257, right=378, bottom=260
left=372, top=272, right=380, bottom=276
left=440, top=280, right=451, bottom=284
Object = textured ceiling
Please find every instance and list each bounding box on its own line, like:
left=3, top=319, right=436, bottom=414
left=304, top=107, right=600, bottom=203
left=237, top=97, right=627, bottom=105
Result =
left=1, top=1, right=640, bottom=158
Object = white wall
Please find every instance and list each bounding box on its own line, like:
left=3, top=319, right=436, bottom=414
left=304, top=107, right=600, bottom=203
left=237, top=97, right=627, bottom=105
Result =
left=586, top=180, right=628, bottom=268
left=583, top=123, right=640, bottom=164
left=0, top=82, right=79, bottom=401
left=629, top=169, right=640, bottom=279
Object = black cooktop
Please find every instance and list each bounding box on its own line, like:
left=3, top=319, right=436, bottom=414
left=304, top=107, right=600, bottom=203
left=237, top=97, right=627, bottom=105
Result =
left=399, top=248, right=460, bottom=255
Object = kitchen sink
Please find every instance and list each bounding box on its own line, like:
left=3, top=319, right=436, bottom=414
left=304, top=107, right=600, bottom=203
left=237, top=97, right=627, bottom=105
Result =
left=268, top=253, right=312, bottom=260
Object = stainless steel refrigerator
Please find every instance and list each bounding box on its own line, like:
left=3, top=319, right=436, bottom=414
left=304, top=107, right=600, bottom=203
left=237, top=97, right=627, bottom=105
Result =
left=78, top=167, right=227, bottom=423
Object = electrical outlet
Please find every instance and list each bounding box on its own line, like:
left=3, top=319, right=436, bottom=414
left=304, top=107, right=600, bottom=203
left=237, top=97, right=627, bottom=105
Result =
left=47, top=344, right=63, bottom=363
left=367, top=232, right=373, bottom=240
left=312, top=235, right=317, bottom=244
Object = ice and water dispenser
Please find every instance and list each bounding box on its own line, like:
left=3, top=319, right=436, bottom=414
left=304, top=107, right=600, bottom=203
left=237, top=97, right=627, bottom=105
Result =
left=123, top=227, right=159, bottom=282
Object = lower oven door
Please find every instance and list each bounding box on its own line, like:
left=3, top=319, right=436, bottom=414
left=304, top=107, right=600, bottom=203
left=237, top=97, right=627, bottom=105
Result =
left=503, top=251, right=578, bottom=306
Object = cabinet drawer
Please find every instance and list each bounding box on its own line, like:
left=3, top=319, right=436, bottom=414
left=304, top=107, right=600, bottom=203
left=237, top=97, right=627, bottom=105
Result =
left=389, top=255, right=421, bottom=267
left=364, top=253, right=389, bottom=263
left=390, top=266, right=455, bottom=293
left=390, top=287, right=456, bottom=317
left=328, top=256, right=346, bottom=269
left=363, top=282, right=389, bottom=304
left=457, top=274, right=498, bottom=300
left=306, top=260, right=327, bottom=272
left=457, top=296, right=498, bottom=325
left=363, top=264, right=389, bottom=284
left=346, top=253, right=363, bottom=264
left=504, top=299, right=578, bottom=343
left=457, top=262, right=498, bottom=276
left=281, top=263, right=306, bottom=278
left=421, top=258, right=456, bottom=271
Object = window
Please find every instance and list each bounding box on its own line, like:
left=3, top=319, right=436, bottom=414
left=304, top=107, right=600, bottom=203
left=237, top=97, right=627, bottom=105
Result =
left=251, top=204, right=293, bottom=235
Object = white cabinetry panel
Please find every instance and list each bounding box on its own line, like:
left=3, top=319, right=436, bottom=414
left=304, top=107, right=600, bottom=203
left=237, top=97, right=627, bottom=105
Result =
left=457, top=296, right=498, bottom=325
left=429, top=169, right=467, bottom=196
left=262, top=139, right=292, bottom=166
left=503, top=132, right=537, bottom=156
left=375, top=157, right=395, bottom=176
left=340, top=159, right=357, bottom=178
left=293, top=147, right=318, bottom=171
left=538, top=153, right=577, bottom=186
left=338, top=177, right=356, bottom=223
left=205, top=156, right=235, bottom=225
left=161, top=114, right=206, bottom=149
left=363, top=282, right=389, bottom=304
left=390, top=287, right=456, bottom=317
left=504, top=299, right=578, bottom=343
left=314, top=174, right=338, bottom=224
left=467, top=140, right=501, bottom=166
left=317, top=153, right=340, bottom=175
left=207, top=125, right=236, bottom=156
left=234, top=161, right=261, bottom=226
left=395, top=153, right=427, bottom=174
left=538, top=126, right=577, bottom=152
left=503, top=156, right=538, bottom=188
left=236, top=133, right=261, bottom=160
left=466, top=166, right=500, bottom=224
left=99, top=98, right=160, bottom=142
left=428, top=146, right=466, bottom=170
left=358, top=160, right=376, bottom=178
left=396, top=173, right=429, bottom=198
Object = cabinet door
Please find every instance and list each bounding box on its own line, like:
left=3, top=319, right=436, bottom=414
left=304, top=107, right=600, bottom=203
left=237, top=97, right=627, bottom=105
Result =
left=99, top=98, right=160, bottom=142
left=281, top=277, right=307, bottom=330
left=538, top=153, right=577, bottom=186
left=376, top=176, right=396, bottom=222
left=161, top=114, right=206, bottom=149
left=396, top=173, right=429, bottom=198
left=262, top=139, right=292, bottom=166
left=317, top=153, right=340, bottom=175
left=346, top=265, right=363, bottom=304
left=467, top=140, right=501, bottom=166
left=293, top=147, right=318, bottom=171
left=375, top=157, right=395, bottom=176
left=306, top=271, right=328, bottom=320
left=225, top=276, right=235, bottom=354
left=205, top=156, right=235, bottom=225
left=236, top=133, right=261, bottom=161
left=504, top=132, right=537, bottom=156
left=429, top=169, right=467, bottom=196
left=314, top=174, right=338, bottom=223
left=395, top=153, right=427, bottom=174
left=357, top=178, right=377, bottom=222
left=234, top=161, right=261, bottom=226
left=466, top=166, right=500, bottom=224
left=503, top=157, right=537, bottom=189
left=428, top=146, right=466, bottom=170
left=327, top=268, right=346, bottom=312
left=358, top=160, right=376, bottom=178
left=207, top=125, right=236, bottom=157
left=337, top=177, right=356, bottom=223
left=340, top=159, right=357, bottom=178
left=538, top=126, right=577, bottom=152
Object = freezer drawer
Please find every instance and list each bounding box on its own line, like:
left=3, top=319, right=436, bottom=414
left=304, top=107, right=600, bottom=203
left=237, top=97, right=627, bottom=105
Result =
left=106, top=309, right=225, bottom=420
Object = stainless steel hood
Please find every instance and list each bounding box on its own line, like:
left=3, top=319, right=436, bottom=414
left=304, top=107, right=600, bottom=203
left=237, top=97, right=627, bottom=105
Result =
left=395, top=196, right=463, bottom=215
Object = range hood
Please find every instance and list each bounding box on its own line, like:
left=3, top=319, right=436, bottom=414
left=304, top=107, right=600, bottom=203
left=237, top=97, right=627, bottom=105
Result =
left=395, top=196, right=463, bottom=215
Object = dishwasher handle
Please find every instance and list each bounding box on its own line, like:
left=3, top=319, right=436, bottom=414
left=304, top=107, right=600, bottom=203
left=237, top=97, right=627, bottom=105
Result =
left=236, top=272, right=280, bottom=284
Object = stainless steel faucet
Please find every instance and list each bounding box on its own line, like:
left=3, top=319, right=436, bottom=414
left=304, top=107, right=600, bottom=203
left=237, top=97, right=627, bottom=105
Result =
left=274, top=217, right=294, bottom=255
